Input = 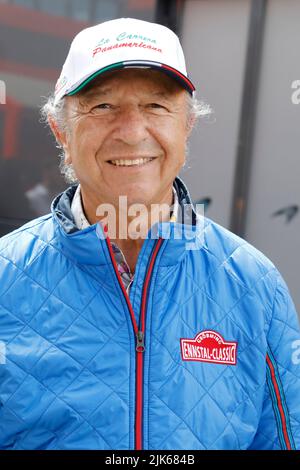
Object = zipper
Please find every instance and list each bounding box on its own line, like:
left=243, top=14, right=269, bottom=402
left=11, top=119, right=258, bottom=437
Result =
left=136, top=330, right=145, bottom=352
left=104, top=232, right=163, bottom=450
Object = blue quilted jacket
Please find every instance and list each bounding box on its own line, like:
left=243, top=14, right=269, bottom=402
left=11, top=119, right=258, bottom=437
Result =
left=0, top=177, right=299, bottom=450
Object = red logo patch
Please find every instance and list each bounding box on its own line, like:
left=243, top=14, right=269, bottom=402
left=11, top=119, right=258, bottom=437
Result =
left=180, top=330, right=237, bottom=366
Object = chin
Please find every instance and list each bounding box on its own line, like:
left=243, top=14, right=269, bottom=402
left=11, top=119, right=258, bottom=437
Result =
left=119, top=185, right=154, bottom=204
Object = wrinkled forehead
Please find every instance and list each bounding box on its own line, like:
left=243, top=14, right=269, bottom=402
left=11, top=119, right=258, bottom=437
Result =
left=75, top=68, right=184, bottom=101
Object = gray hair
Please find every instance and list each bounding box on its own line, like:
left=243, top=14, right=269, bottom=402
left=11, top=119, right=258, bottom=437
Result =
left=40, top=90, right=212, bottom=185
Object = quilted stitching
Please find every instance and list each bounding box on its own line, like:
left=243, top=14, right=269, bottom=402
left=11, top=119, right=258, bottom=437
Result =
left=0, top=227, right=134, bottom=449
left=0, top=180, right=300, bottom=449
left=144, top=231, right=299, bottom=449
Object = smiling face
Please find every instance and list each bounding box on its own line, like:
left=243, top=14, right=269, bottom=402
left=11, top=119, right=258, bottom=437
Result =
left=51, top=68, right=191, bottom=218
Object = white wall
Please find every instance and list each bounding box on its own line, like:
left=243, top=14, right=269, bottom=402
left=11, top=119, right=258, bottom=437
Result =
left=245, top=0, right=300, bottom=312
left=180, top=0, right=251, bottom=227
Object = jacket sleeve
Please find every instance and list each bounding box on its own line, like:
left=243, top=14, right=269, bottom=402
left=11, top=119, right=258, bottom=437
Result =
left=249, top=271, right=300, bottom=450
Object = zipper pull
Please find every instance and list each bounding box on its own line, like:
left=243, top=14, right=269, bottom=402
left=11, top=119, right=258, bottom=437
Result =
left=136, top=331, right=145, bottom=353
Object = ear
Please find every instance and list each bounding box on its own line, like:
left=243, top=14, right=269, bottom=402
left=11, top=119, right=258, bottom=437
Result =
left=48, top=115, right=72, bottom=164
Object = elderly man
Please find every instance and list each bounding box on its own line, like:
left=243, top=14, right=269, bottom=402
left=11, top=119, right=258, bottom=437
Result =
left=0, top=18, right=299, bottom=451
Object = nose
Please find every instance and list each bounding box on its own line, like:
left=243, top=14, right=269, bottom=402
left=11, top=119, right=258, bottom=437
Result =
left=111, top=105, right=149, bottom=146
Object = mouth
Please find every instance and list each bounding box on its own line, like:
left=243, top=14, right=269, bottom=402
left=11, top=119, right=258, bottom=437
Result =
left=107, top=157, right=156, bottom=167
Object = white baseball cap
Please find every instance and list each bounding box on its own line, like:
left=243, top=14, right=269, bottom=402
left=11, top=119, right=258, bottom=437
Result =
left=54, top=17, right=195, bottom=105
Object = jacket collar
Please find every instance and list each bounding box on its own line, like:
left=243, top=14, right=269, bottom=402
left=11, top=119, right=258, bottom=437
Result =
left=71, top=183, right=180, bottom=231
left=51, top=176, right=202, bottom=267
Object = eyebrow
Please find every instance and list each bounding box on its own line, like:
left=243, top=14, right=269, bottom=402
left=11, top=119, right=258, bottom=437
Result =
left=81, top=88, right=112, bottom=100
left=79, top=87, right=174, bottom=103
left=150, top=91, right=170, bottom=98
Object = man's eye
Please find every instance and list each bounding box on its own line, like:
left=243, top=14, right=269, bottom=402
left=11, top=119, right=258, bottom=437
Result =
left=148, top=103, right=164, bottom=109
left=146, top=103, right=169, bottom=113
left=95, top=103, right=111, bottom=109
left=90, top=103, right=112, bottom=112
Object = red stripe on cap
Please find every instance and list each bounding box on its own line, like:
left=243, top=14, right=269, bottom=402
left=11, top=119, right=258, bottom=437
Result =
left=161, top=64, right=195, bottom=91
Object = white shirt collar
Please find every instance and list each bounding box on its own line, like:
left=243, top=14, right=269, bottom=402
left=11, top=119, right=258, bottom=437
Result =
left=71, top=184, right=179, bottom=231
left=71, top=184, right=90, bottom=230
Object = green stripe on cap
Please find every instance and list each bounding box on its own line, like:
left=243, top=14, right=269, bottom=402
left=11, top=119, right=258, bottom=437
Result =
left=67, top=62, right=124, bottom=96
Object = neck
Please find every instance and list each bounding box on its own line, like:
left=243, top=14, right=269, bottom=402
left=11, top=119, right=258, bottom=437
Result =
left=80, top=186, right=174, bottom=273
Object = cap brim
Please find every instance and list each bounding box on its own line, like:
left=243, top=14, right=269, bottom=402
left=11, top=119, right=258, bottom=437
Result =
left=66, top=60, right=195, bottom=97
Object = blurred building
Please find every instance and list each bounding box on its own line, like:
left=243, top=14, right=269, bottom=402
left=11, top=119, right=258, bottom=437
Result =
left=0, top=0, right=299, bottom=312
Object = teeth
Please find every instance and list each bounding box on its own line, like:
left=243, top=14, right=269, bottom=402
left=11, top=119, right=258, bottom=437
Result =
left=110, top=158, right=154, bottom=166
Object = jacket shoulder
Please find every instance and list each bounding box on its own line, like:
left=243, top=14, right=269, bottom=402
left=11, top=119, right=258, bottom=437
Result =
left=0, top=213, right=56, bottom=273
left=203, top=216, right=276, bottom=270
left=202, top=216, right=279, bottom=298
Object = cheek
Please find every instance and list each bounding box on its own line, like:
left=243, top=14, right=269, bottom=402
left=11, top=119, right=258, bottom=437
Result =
left=163, top=123, right=187, bottom=163
left=70, top=122, right=102, bottom=159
